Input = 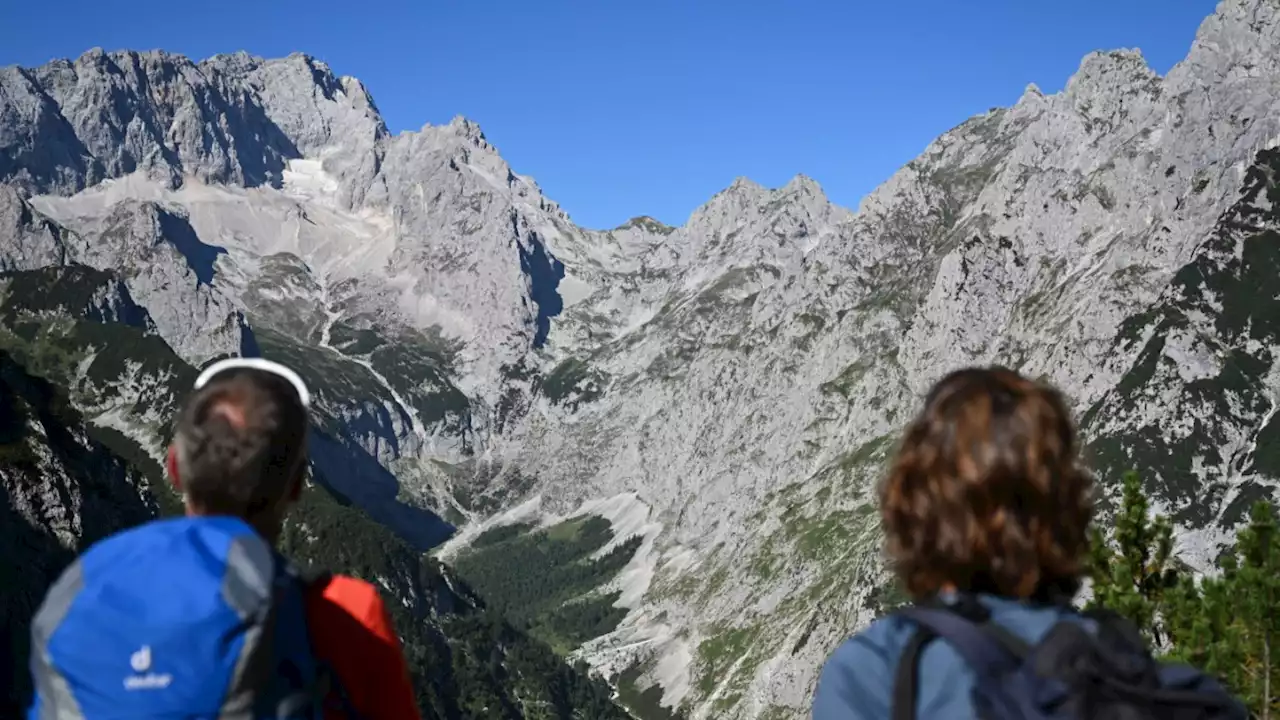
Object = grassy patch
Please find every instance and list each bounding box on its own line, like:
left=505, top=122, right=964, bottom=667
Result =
left=540, top=356, right=608, bottom=410
left=786, top=509, right=866, bottom=562
left=328, top=322, right=386, bottom=355
left=696, top=623, right=762, bottom=695
left=368, top=331, right=470, bottom=427
left=254, top=324, right=388, bottom=407
left=470, top=521, right=538, bottom=550
left=615, top=662, right=687, bottom=720
left=819, top=358, right=873, bottom=398
left=452, top=515, right=642, bottom=653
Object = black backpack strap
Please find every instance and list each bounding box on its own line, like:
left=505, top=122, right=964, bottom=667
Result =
left=315, top=658, right=363, bottom=720
left=892, top=625, right=937, bottom=720
left=1082, top=608, right=1151, bottom=656
left=891, top=597, right=1032, bottom=720
left=285, top=564, right=363, bottom=720
left=897, top=607, right=1023, bottom=674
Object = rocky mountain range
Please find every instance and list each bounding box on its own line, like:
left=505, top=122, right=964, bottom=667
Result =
left=4, top=0, right=1280, bottom=717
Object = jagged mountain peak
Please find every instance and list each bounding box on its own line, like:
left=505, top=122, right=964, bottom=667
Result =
left=781, top=173, right=828, bottom=200
left=1018, top=82, right=1046, bottom=105
left=1, top=47, right=388, bottom=204
left=1062, top=48, right=1160, bottom=106
left=699, top=173, right=829, bottom=213
left=726, top=175, right=766, bottom=194
left=6, top=0, right=1280, bottom=717
left=444, top=114, right=488, bottom=142
left=1169, top=0, right=1280, bottom=87
left=614, top=215, right=676, bottom=234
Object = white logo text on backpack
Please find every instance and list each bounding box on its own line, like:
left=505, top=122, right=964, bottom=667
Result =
left=124, top=646, right=172, bottom=690
left=130, top=646, right=150, bottom=672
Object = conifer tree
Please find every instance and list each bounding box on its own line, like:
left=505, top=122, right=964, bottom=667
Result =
left=1086, top=469, right=1180, bottom=645
left=1165, top=501, right=1280, bottom=718
left=1087, top=468, right=1280, bottom=719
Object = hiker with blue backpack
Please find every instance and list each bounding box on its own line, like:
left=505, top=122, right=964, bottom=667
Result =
left=26, top=357, right=421, bottom=720
left=811, top=366, right=1248, bottom=720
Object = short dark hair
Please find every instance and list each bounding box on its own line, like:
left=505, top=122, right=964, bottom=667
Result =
left=174, top=367, right=309, bottom=518
left=879, top=366, right=1095, bottom=602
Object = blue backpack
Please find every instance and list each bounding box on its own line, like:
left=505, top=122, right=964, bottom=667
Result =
left=27, top=516, right=356, bottom=720
left=891, top=600, right=1248, bottom=720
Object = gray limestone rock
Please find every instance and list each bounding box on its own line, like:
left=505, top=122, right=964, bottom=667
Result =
left=5, top=1, right=1280, bottom=717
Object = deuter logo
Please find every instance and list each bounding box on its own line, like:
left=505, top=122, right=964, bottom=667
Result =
left=124, top=645, right=173, bottom=691
left=130, top=646, right=151, bottom=672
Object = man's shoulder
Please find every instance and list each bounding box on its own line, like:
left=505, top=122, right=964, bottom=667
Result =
left=307, top=574, right=395, bottom=640
left=317, top=574, right=383, bottom=606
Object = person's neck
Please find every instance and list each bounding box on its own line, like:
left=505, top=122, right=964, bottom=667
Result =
left=185, top=506, right=281, bottom=546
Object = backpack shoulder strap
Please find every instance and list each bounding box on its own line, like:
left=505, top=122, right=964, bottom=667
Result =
left=303, top=568, right=334, bottom=594
left=1082, top=607, right=1150, bottom=655
left=892, top=623, right=938, bottom=720
left=891, top=597, right=1032, bottom=720
left=897, top=607, right=1024, bottom=675
left=287, top=564, right=364, bottom=720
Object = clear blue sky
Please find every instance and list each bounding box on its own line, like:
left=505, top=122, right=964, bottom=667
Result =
left=1, top=0, right=1218, bottom=230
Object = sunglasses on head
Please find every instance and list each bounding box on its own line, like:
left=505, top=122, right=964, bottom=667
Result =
left=194, top=357, right=312, bottom=409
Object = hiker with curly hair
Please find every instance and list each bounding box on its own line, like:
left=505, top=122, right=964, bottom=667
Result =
left=811, top=366, right=1244, bottom=720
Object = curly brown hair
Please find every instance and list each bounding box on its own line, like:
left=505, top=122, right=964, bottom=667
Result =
left=880, top=366, right=1094, bottom=602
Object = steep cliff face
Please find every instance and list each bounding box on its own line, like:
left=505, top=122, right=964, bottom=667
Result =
left=4, top=1, right=1280, bottom=717
left=0, top=348, right=157, bottom=717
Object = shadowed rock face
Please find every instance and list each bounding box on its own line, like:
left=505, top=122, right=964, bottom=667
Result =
left=5, top=2, right=1280, bottom=716
left=0, top=349, right=155, bottom=716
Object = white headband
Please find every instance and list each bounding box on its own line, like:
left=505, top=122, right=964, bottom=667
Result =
left=193, top=357, right=311, bottom=408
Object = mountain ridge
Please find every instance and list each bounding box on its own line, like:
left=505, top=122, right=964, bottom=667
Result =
left=5, top=0, right=1280, bottom=717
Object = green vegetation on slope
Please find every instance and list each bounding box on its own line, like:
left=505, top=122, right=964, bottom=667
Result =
left=281, top=487, right=630, bottom=720
left=1088, top=469, right=1280, bottom=718
left=254, top=322, right=474, bottom=450
left=452, top=516, right=643, bottom=654
left=539, top=356, right=608, bottom=411
left=615, top=662, right=688, bottom=720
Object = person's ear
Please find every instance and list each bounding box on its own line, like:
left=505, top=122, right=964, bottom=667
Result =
left=166, top=445, right=182, bottom=491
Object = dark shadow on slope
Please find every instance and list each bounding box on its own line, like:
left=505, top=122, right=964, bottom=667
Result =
left=157, top=210, right=226, bottom=286
left=518, top=230, right=565, bottom=348
left=0, top=67, right=106, bottom=194
left=308, top=429, right=455, bottom=551
left=237, top=312, right=263, bottom=358
left=0, top=265, right=152, bottom=330
left=615, top=662, right=689, bottom=720
left=0, top=350, right=154, bottom=716
left=0, top=482, right=73, bottom=719
left=215, top=86, right=304, bottom=190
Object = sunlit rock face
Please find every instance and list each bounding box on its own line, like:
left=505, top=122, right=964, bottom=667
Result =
left=5, top=3, right=1280, bottom=715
